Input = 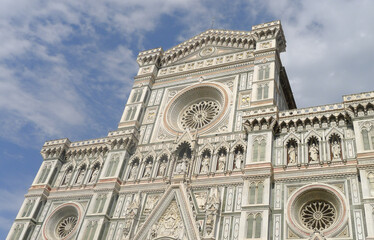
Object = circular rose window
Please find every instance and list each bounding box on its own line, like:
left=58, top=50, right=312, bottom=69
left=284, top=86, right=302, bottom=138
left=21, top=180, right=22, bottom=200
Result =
left=286, top=184, right=347, bottom=238
left=43, top=203, right=81, bottom=239
left=163, top=83, right=229, bottom=134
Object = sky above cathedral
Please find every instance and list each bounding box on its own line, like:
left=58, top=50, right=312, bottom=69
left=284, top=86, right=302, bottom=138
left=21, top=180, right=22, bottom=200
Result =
left=0, top=0, right=373, bottom=237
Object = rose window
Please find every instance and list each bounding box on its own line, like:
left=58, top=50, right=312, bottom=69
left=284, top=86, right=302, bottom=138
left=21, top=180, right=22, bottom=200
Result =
left=181, top=101, right=220, bottom=129
left=300, top=200, right=336, bottom=231
left=57, top=216, right=78, bottom=238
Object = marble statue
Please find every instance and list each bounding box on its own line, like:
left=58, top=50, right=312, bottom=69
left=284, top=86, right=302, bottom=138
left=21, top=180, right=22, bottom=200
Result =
left=89, top=167, right=99, bottom=183
left=288, top=145, right=297, bottom=164
left=332, top=141, right=341, bottom=160
left=309, top=143, right=319, bottom=162
left=200, top=155, right=210, bottom=174
left=235, top=152, right=243, bottom=169
left=218, top=153, right=226, bottom=171
left=129, top=163, right=138, bottom=180
left=143, top=161, right=153, bottom=178
left=62, top=169, right=72, bottom=185
left=76, top=168, right=86, bottom=184
left=158, top=160, right=167, bottom=176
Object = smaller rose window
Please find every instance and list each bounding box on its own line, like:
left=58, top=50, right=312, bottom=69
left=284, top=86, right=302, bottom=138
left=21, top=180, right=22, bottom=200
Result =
left=180, top=101, right=220, bottom=130
left=300, top=200, right=336, bottom=231
left=57, top=216, right=78, bottom=238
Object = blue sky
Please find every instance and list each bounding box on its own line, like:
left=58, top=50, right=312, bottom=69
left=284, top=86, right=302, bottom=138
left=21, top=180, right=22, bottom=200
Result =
left=1, top=0, right=374, bottom=237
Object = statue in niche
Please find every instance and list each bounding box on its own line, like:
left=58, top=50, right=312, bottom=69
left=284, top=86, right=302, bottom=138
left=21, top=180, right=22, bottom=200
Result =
left=129, top=162, right=138, bottom=180
left=217, top=153, right=226, bottom=171
left=309, top=143, right=319, bottom=162
left=76, top=168, right=86, bottom=184
left=175, top=153, right=189, bottom=174
left=331, top=141, right=341, bottom=160
left=62, top=169, right=72, bottom=185
left=158, top=160, right=167, bottom=176
left=235, top=152, right=243, bottom=169
left=200, top=155, right=210, bottom=174
left=288, top=145, right=297, bottom=164
left=89, top=167, right=99, bottom=183
left=143, top=161, right=153, bottom=178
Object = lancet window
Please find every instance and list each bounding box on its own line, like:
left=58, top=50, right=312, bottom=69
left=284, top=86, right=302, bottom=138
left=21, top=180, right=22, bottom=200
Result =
left=37, top=164, right=51, bottom=184
left=83, top=221, right=98, bottom=240
left=21, top=199, right=35, bottom=218
left=258, top=65, right=270, bottom=80
left=131, top=89, right=142, bottom=103
left=248, top=182, right=264, bottom=205
left=10, top=224, right=24, bottom=240
left=362, top=126, right=374, bottom=150
left=105, top=155, right=119, bottom=177
left=246, top=213, right=262, bottom=238
left=368, top=172, right=374, bottom=197
left=92, top=194, right=107, bottom=213
left=256, top=84, right=269, bottom=100
left=125, top=106, right=137, bottom=121
left=252, top=137, right=266, bottom=162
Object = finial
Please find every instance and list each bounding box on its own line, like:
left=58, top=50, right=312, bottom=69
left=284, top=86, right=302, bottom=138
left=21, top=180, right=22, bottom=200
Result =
left=210, top=17, right=215, bottom=29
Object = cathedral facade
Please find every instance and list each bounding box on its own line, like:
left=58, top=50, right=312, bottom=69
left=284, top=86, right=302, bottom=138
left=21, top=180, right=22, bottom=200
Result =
left=7, top=20, right=374, bottom=240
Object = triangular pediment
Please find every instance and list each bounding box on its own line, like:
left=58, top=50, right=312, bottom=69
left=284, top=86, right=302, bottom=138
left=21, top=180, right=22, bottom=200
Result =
left=134, top=184, right=200, bottom=240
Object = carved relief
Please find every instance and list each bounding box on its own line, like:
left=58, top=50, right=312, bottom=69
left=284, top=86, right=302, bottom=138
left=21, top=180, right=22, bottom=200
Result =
left=148, top=201, right=184, bottom=239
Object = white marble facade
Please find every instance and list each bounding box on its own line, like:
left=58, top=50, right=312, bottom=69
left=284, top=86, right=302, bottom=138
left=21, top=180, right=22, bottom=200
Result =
left=7, top=20, right=374, bottom=240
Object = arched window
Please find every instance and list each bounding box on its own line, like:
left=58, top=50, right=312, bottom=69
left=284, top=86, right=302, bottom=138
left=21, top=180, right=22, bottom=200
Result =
left=361, top=127, right=374, bottom=151
left=131, top=89, right=142, bottom=103
left=105, top=155, right=119, bottom=177
left=368, top=172, right=374, bottom=197
left=263, top=84, right=269, bottom=99
left=249, top=183, right=256, bottom=204
left=254, top=214, right=262, bottom=238
left=246, top=214, right=254, bottom=238
left=37, top=164, right=51, bottom=184
left=258, top=65, right=270, bottom=80
left=246, top=213, right=262, bottom=238
left=248, top=182, right=264, bottom=205
left=257, top=85, right=263, bottom=100
left=252, top=138, right=266, bottom=162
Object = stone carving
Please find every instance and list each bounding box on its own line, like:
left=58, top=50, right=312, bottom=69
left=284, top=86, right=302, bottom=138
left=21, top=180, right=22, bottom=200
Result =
left=76, top=168, right=86, bottom=184
left=235, top=152, right=243, bottom=169
left=204, top=188, right=220, bottom=237
left=148, top=201, right=184, bottom=239
left=126, top=194, right=140, bottom=218
left=122, top=219, right=132, bottom=239
left=195, top=192, right=207, bottom=211
left=288, top=145, right=297, bottom=164
left=217, top=153, right=226, bottom=171
left=309, top=143, right=319, bottom=162
left=200, top=155, right=210, bottom=174
left=144, top=195, right=160, bottom=214
left=331, top=141, right=341, bottom=160
left=175, top=153, right=189, bottom=174
left=129, top=163, right=138, bottom=180
left=143, top=161, right=153, bottom=178
left=62, top=169, right=72, bottom=186
left=158, top=160, right=167, bottom=176
left=89, top=167, right=99, bottom=183
left=180, top=100, right=220, bottom=130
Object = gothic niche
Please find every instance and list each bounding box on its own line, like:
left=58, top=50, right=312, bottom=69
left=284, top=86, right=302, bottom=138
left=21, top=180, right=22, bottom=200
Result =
left=157, top=154, right=168, bottom=177
left=329, top=134, right=342, bottom=161
left=143, top=156, right=154, bottom=178
left=174, top=142, right=192, bottom=175
left=308, top=137, right=320, bottom=163
left=200, top=149, right=211, bottom=174
left=61, top=166, right=73, bottom=186
left=75, top=165, right=86, bottom=185
left=287, top=139, right=298, bottom=165
left=216, top=148, right=227, bottom=172
left=88, top=163, right=100, bottom=184
left=128, top=158, right=140, bottom=180
left=234, top=145, right=245, bottom=170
